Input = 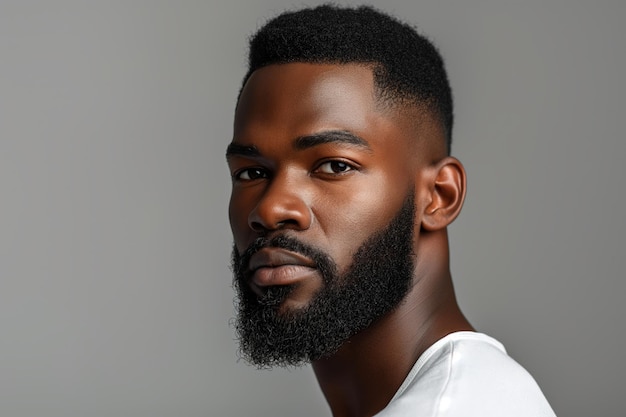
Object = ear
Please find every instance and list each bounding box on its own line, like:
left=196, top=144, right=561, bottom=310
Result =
left=421, top=157, right=467, bottom=231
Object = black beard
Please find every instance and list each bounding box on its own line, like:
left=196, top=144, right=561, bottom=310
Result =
left=232, top=192, right=416, bottom=368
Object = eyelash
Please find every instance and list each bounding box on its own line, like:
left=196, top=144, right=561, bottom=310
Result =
left=315, top=160, right=356, bottom=175
left=233, top=167, right=268, bottom=181
left=233, top=159, right=358, bottom=181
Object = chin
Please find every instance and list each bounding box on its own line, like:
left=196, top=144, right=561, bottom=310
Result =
left=276, top=297, right=313, bottom=315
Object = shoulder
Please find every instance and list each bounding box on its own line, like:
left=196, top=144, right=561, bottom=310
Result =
left=435, top=332, right=555, bottom=416
left=375, top=332, right=556, bottom=417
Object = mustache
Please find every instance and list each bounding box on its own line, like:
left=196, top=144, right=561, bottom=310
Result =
left=235, top=235, right=337, bottom=283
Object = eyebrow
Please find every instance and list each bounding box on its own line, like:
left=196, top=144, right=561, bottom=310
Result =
left=225, top=130, right=371, bottom=159
left=225, top=143, right=260, bottom=159
left=294, top=130, right=371, bottom=151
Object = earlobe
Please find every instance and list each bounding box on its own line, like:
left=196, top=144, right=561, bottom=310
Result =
left=421, top=157, right=467, bottom=231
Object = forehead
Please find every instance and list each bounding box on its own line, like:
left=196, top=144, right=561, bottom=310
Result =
left=234, top=63, right=394, bottom=143
left=231, top=62, right=449, bottom=163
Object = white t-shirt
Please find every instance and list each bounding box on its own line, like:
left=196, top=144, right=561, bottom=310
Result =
left=374, top=332, right=556, bottom=416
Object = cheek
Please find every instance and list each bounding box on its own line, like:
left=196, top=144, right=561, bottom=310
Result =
left=228, top=191, right=253, bottom=253
left=315, top=175, right=410, bottom=270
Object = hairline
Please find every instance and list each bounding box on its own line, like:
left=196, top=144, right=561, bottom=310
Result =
left=237, top=60, right=446, bottom=151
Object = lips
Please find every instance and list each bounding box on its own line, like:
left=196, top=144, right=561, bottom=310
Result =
left=247, top=247, right=317, bottom=288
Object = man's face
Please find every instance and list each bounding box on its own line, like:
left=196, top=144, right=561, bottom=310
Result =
left=227, top=63, right=425, bottom=366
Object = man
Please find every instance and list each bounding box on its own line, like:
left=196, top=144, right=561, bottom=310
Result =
left=226, top=5, right=556, bottom=416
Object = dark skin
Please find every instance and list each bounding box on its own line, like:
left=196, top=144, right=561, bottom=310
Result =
left=227, top=63, right=473, bottom=417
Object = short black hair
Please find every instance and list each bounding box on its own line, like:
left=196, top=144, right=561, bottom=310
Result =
left=241, top=4, right=454, bottom=153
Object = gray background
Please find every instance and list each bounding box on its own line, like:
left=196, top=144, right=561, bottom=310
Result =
left=1, top=1, right=624, bottom=416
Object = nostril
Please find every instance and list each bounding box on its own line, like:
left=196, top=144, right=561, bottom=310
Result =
left=249, top=221, right=265, bottom=232
left=250, top=219, right=298, bottom=232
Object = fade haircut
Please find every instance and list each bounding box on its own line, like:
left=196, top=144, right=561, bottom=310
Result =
left=241, top=4, right=454, bottom=153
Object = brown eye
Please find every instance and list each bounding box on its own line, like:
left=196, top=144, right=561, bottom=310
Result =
left=317, top=161, right=354, bottom=174
left=236, top=168, right=268, bottom=181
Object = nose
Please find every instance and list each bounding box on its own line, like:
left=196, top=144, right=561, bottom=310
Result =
left=248, top=174, right=312, bottom=233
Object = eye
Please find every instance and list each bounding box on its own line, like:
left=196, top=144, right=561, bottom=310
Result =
left=234, top=167, right=268, bottom=181
left=316, top=160, right=355, bottom=175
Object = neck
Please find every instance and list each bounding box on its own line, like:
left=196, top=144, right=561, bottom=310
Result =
left=311, top=231, right=473, bottom=417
